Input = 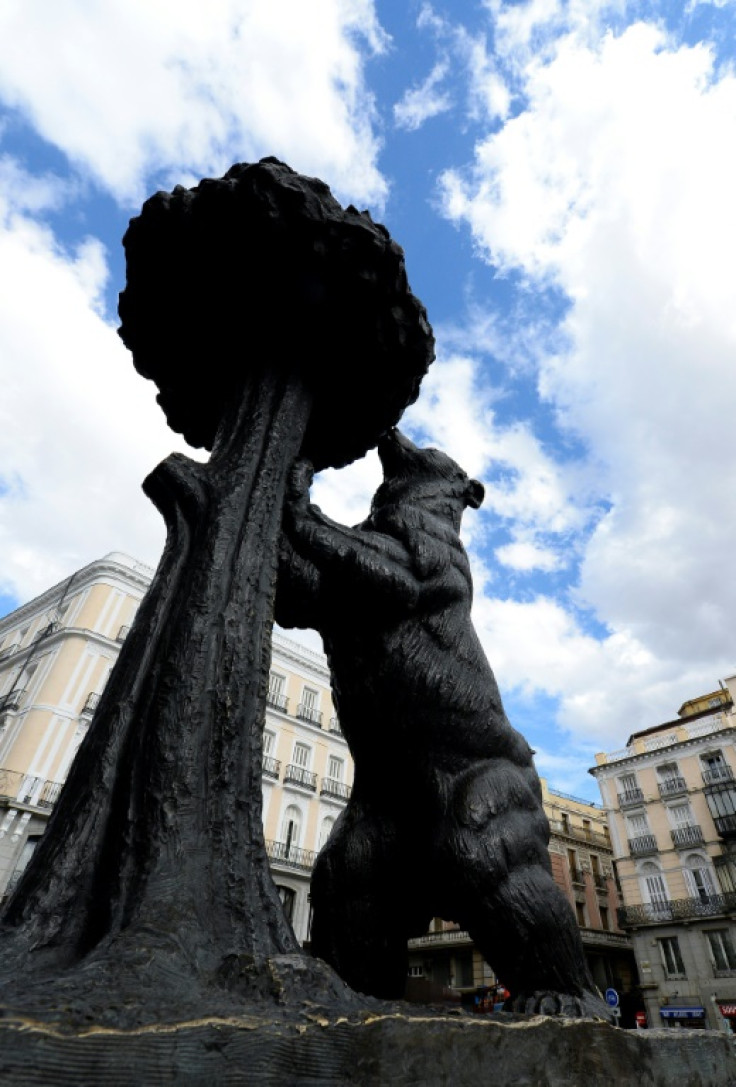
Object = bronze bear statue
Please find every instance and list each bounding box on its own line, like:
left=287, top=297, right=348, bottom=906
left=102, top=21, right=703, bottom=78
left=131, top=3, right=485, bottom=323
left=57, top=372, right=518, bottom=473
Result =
left=277, top=428, right=608, bottom=1017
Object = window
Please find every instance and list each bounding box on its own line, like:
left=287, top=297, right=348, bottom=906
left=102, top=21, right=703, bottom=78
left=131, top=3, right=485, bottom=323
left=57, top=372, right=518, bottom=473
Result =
left=408, top=964, right=424, bottom=978
left=267, top=673, right=287, bottom=711
left=263, top=730, right=275, bottom=756
left=668, top=802, right=693, bottom=828
left=658, top=937, right=686, bottom=978
left=561, top=813, right=570, bottom=834
left=276, top=885, right=296, bottom=923
left=703, top=751, right=727, bottom=773
left=684, top=855, right=716, bottom=904
left=301, top=688, right=318, bottom=713
left=620, top=773, right=637, bottom=791
left=599, top=906, right=610, bottom=931
left=706, top=930, right=736, bottom=973
left=327, top=756, right=344, bottom=782
left=627, top=812, right=649, bottom=837
left=292, top=742, right=310, bottom=769
left=8, top=834, right=41, bottom=889
left=575, top=901, right=587, bottom=927
left=318, top=816, right=336, bottom=849
left=281, top=806, right=302, bottom=856
left=640, top=862, right=670, bottom=919
left=658, top=762, right=680, bottom=783
left=715, top=855, right=736, bottom=894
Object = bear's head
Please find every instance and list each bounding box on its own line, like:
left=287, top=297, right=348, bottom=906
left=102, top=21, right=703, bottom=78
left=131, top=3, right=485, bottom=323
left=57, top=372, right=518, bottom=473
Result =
left=368, top=429, right=484, bottom=538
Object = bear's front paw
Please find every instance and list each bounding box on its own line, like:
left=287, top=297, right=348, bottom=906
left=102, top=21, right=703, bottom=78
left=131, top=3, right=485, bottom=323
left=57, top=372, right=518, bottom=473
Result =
left=512, top=989, right=615, bottom=1022
left=286, top=459, right=315, bottom=508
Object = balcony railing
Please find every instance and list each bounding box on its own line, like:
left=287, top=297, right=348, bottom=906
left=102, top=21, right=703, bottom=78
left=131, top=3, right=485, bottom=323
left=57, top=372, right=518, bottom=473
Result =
left=658, top=777, right=688, bottom=799
left=618, top=788, right=645, bottom=809
left=703, top=765, right=734, bottom=785
left=628, top=834, right=658, bottom=856
left=329, top=717, right=343, bottom=736
left=296, top=703, right=323, bottom=727
left=407, top=928, right=472, bottom=949
left=265, top=839, right=317, bottom=872
left=116, top=625, right=130, bottom=643
left=320, top=778, right=352, bottom=801
left=715, top=814, right=736, bottom=839
left=618, top=892, right=736, bottom=927
left=262, top=755, right=281, bottom=780
left=283, top=764, right=317, bottom=791
left=671, top=824, right=704, bottom=848
left=0, top=688, right=27, bottom=713
left=82, top=692, right=100, bottom=714
left=548, top=819, right=611, bottom=848
left=0, top=768, right=63, bottom=810
left=593, top=873, right=609, bottom=892
left=266, top=690, right=289, bottom=713
left=569, top=867, right=585, bottom=886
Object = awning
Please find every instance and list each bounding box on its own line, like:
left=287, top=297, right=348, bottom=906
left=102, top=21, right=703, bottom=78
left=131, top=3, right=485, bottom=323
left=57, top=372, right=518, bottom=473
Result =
left=719, top=1003, right=736, bottom=1017
left=660, top=1006, right=705, bottom=1019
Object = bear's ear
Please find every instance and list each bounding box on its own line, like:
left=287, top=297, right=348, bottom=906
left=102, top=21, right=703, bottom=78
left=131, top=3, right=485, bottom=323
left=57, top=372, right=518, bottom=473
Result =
left=465, top=479, right=485, bottom=509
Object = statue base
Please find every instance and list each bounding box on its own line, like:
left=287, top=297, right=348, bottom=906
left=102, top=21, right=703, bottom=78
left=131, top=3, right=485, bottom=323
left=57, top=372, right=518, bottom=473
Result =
left=0, top=1009, right=734, bottom=1086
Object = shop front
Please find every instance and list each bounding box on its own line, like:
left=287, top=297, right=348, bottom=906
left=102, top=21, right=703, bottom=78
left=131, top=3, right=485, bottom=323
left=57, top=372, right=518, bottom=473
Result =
left=659, top=1005, right=706, bottom=1028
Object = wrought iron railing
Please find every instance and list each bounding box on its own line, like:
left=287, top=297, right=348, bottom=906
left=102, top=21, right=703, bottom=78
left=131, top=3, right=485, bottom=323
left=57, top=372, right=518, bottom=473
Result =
left=82, top=692, right=100, bottom=713
left=703, top=765, right=734, bottom=785
left=283, top=764, right=317, bottom=790
left=0, top=768, right=63, bottom=809
left=715, top=814, right=736, bottom=838
left=658, top=777, right=688, bottom=798
left=265, top=839, right=317, bottom=871
left=548, top=819, right=611, bottom=848
left=618, top=892, right=736, bottom=927
left=618, top=788, right=645, bottom=808
left=329, top=717, right=343, bottom=736
left=320, top=778, right=352, bottom=801
left=261, top=755, right=281, bottom=780
left=296, top=703, right=323, bottom=726
left=628, top=834, right=658, bottom=856
left=671, top=824, right=704, bottom=848
left=266, top=690, right=289, bottom=713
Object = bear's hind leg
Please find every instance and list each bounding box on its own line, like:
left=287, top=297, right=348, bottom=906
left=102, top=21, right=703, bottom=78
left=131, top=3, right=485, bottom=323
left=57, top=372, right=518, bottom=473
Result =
left=310, top=805, right=413, bottom=1001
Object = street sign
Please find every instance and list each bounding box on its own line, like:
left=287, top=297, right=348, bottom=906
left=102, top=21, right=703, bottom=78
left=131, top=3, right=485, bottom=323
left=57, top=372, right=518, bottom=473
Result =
left=605, top=988, right=619, bottom=1008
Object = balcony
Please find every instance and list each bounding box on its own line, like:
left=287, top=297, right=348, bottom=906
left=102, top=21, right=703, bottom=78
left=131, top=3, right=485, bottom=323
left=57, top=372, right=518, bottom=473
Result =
left=593, top=873, right=609, bottom=893
left=715, top=814, right=736, bottom=839
left=628, top=834, right=658, bottom=857
left=548, top=819, right=611, bottom=848
left=266, top=690, right=289, bottom=714
left=320, top=778, right=352, bottom=802
left=0, top=768, right=63, bottom=810
left=283, top=764, right=317, bottom=791
left=297, top=703, right=323, bottom=727
left=618, top=891, right=736, bottom=927
left=329, top=717, right=343, bottom=737
left=671, top=824, right=704, bottom=848
left=569, top=867, right=585, bottom=886
left=658, top=776, right=688, bottom=799
left=407, top=928, right=473, bottom=949
left=0, top=688, right=26, bottom=713
left=116, top=625, right=130, bottom=643
left=618, top=788, right=645, bottom=809
left=261, top=755, right=281, bottom=780
left=265, top=838, right=317, bottom=872
left=703, top=765, right=734, bottom=786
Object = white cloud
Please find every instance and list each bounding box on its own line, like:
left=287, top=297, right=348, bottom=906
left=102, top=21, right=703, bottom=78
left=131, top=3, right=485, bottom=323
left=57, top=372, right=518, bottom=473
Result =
left=0, top=0, right=387, bottom=207
left=394, top=61, right=452, bottom=131
left=0, top=173, right=194, bottom=601
left=439, top=15, right=736, bottom=746
left=495, top=538, right=564, bottom=572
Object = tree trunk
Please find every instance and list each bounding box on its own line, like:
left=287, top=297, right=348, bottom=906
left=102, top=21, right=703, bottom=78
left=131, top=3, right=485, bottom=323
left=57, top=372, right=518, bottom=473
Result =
left=0, top=365, right=314, bottom=1019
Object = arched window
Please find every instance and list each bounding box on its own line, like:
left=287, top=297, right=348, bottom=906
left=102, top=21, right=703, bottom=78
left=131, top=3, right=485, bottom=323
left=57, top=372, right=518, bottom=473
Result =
left=639, top=861, right=670, bottom=920
left=281, top=805, right=302, bottom=858
left=684, top=853, right=716, bottom=904
left=318, top=816, right=336, bottom=849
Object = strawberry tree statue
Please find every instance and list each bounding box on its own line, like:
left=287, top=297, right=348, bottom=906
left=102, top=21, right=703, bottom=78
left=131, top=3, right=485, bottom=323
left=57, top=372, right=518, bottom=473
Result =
left=0, top=159, right=433, bottom=1027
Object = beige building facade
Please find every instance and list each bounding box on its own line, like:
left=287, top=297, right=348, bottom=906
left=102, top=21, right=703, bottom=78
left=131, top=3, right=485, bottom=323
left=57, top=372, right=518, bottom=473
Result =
left=0, top=553, right=352, bottom=946
left=591, top=683, right=736, bottom=1032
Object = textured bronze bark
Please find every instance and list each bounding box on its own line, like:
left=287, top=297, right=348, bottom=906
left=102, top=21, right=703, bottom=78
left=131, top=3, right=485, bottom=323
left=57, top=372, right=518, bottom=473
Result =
left=0, top=160, right=433, bottom=1027
left=278, top=429, right=607, bottom=1015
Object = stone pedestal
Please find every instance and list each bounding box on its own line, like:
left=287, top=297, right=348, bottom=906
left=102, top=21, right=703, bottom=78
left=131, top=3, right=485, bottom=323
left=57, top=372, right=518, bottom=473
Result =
left=1, top=1010, right=734, bottom=1086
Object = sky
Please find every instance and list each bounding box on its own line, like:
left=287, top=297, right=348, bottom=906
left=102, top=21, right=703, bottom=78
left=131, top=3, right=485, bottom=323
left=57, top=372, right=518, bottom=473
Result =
left=1, top=0, right=736, bottom=801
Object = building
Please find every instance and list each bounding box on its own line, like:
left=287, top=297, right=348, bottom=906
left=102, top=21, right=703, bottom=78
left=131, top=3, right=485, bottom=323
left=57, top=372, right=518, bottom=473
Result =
left=0, top=553, right=352, bottom=945
left=407, top=779, right=637, bottom=1018
left=590, top=683, right=736, bottom=1032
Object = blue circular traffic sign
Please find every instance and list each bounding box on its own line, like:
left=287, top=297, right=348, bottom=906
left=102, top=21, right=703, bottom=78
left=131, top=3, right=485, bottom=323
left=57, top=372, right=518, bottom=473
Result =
left=605, top=988, right=619, bottom=1007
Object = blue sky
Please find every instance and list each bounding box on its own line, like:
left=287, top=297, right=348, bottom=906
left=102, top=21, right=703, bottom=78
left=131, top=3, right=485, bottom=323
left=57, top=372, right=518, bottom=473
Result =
left=2, top=0, right=736, bottom=799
